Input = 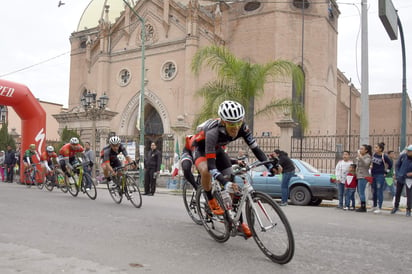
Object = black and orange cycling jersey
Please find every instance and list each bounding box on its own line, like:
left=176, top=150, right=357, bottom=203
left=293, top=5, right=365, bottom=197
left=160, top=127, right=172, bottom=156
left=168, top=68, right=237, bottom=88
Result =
left=190, top=118, right=271, bottom=186
left=100, top=144, right=128, bottom=167
left=59, top=143, right=85, bottom=157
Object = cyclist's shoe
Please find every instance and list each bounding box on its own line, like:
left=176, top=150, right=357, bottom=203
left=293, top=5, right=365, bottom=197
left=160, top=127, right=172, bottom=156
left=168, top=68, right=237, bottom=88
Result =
left=109, top=181, right=117, bottom=188
left=208, top=198, right=224, bottom=215
left=238, top=223, right=252, bottom=238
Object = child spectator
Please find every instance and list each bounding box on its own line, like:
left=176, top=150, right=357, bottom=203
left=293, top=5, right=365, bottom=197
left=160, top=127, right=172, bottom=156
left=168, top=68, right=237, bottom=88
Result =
left=344, top=164, right=358, bottom=210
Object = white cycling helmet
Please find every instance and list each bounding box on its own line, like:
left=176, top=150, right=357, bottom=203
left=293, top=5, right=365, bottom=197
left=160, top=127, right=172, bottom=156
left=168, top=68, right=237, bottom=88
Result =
left=70, top=137, right=79, bottom=145
left=46, top=145, right=54, bottom=152
left=109, top=136, right=121, bottom=145
left=218, top=100, right=245, bottom=123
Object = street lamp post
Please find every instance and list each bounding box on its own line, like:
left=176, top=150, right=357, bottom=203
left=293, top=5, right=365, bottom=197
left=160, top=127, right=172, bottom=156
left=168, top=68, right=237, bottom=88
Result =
left=122, top=0, right=146, bottom=187
left=81, top=91, right=109, bottom=178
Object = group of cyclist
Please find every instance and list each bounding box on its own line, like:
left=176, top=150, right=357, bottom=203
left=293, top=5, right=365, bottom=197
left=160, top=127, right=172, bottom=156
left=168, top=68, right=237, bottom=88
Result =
left=21, top=100, right=277, bottom=237
left=22, top=135, right=133, bottom=190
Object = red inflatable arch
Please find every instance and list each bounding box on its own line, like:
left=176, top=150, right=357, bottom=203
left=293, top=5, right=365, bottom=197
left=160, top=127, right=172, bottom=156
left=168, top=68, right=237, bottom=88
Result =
left=0, top=79, right=46, bottom=178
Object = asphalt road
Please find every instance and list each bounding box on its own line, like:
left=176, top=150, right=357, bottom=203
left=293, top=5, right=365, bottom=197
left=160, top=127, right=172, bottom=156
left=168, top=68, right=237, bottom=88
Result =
left=0, top=183, right=411, bottom=274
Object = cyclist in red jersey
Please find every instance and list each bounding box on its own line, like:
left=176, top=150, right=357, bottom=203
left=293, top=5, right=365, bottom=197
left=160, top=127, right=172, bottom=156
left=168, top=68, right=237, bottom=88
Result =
left=40, top=146, right=58, bottom=175
left=190, top=100, right=277, bottom=238
left=100, top=136, right=135, bottom=188
left=58, top=137, right=85, bottom=176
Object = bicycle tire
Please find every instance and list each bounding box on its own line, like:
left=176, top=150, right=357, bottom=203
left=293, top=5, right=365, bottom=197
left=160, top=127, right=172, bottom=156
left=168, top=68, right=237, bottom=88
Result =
left=44, top=173, right=55, bottom=192
left=35, top=170, right=44, bottom=190
left=67, top=174, right=79, bottom=197
left=196, top=186, right=230, bottom=243
left=182, top=180, right=202, bottom=225
left=82, top=173, right=97, bottom=200
left=245, top=191, right=295, bottom=264
left=125, top=175, right=142, bottom=208
left=107, top=176, right=122, bottom=204
left=24, top=170, right=33, bottom=188
left=56, top=170, right=68, bottom=193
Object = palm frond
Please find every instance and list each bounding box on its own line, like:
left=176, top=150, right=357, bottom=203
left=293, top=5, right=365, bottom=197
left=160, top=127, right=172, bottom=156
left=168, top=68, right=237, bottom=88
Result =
left=255, top=98, right=308, bottom=131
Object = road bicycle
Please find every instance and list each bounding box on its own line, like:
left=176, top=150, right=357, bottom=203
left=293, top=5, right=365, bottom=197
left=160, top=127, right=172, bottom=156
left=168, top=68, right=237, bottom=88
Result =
left=196, top=160, right=295, bottom=264
left=44, top=165, right=68, bottom=193
left=106, top=161, right=142, bottom=208
left=182, top=175, right=202, bottom=225
left=65, top=159, right=97, bottom=200
left=23, top=163, right=44, bottom=189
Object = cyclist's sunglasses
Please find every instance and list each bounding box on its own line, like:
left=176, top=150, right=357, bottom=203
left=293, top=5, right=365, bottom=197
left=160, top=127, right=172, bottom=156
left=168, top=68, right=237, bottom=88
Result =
left=225, top=120, right=243, bottom=128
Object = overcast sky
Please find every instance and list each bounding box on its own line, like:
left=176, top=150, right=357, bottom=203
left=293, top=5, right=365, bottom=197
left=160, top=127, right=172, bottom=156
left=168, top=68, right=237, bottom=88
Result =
left=0, top=0, right=411, bottom=108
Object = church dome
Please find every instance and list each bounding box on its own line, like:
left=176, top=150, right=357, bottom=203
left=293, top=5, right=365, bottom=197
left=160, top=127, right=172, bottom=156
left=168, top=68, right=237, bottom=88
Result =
left=77, top=0, right=133, bottom=31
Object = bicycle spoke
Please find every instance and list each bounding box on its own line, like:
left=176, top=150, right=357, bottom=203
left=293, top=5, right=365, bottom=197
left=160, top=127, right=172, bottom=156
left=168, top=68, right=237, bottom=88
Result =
left=125, top=176, right=142, bottom=208
left=246, top=192, right=294, bottom=264
left=182, top=181, right=202, bottom=225
left=196, top=186, right=230, bottom=243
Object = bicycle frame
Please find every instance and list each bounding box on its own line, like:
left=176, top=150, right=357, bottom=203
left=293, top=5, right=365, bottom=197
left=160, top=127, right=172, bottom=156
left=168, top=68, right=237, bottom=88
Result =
left=213, top=161, right=278, bottom=233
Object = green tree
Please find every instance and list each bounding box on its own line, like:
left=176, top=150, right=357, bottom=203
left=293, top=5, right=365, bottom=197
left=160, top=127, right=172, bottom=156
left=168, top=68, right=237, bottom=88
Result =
left=0, top=123, right=16, bottom=151
left=191, top=45, right=307, bottom=131
left=56, top=126, right=81, bottom=149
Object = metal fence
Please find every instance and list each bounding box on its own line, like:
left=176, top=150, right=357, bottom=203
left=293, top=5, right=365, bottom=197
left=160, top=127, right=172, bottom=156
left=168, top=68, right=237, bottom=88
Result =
left=290, top=133, right=412, bottom=174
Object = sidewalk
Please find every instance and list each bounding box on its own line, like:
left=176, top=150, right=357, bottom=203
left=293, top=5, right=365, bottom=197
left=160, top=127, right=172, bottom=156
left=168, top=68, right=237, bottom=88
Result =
left=97, top=182, right=406, bottom=212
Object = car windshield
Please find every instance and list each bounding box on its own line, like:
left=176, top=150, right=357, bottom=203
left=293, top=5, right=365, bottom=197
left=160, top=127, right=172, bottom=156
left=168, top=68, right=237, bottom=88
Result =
left=297, top=160, right=320, bottom=173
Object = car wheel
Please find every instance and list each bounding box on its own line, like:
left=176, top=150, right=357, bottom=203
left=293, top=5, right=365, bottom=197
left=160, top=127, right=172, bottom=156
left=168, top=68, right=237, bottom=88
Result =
left=290, top=186, right=311, bottom=206
left=309, top=197, right=322, bottom=206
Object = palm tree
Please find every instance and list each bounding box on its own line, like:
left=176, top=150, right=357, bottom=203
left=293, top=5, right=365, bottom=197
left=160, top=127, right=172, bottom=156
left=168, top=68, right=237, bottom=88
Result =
left=191, top=45, right=307, bottom=131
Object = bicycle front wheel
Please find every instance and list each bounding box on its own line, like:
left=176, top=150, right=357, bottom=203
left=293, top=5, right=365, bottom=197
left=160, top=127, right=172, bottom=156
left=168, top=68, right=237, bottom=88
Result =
left=182, top=180, right=202, bottom=225
left=35, top=170, right=44, bottom=190
left=82, top=173, right=97, bottom=200
left=24, top=170, right=33, bottom=188
left=66, top=174, right=79, bottom=197
left=125, top=175, right=142, bottom=208
left=245, top=191, right=295, bottom=264
left=44, top=174, right=55, bottom=192
left=196, top=186, right=230, bottom=243
left=56, top=169, right=68, bottom=193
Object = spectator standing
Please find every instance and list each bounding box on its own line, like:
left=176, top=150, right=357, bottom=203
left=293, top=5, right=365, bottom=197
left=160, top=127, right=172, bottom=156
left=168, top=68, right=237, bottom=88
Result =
left=344, top=164, right=358, bottom=210
left=355, top=144, right=372, bottom=212
left=0, top=150, right=5, bottom=182
left=383, top=150, right=396, bottom=198
left=273, top=149, right=295, bottom=206
left=84, top=142, right=95, bottom=176
left=335, top=151, right=353, bottom=209
left=370, top=142, right=392, bottom=213
left=144, top=142, right=162, bottom=196
left=4, top=145, right=16, bottom=183
left=391, top=145, right=412, bottom=216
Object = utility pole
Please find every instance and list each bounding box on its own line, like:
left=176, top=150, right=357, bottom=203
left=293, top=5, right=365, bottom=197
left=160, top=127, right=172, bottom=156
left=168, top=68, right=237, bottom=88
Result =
left=360, top=0, right=369, bottom=145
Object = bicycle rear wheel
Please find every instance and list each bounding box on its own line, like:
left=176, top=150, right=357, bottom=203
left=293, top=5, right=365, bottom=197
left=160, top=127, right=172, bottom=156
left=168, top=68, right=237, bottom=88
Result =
left=125, top=175, right=142, bottom=208
left=196, top=186, right=230, bottom=243
left=182, top=180, right=202, bottom=225
left=35, top=170, right=44, bottom=190
left=66, top=174, right=79, bottom=197
left=82, top=173, right=97, bottom=200
left=245, top=191, right=295, bottom=264
left=107, top=176, right=122, bottom=204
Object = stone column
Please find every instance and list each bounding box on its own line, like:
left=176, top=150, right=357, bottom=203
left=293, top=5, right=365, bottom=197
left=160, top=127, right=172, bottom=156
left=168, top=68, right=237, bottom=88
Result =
left=275, top=117, right=298, bottom=155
